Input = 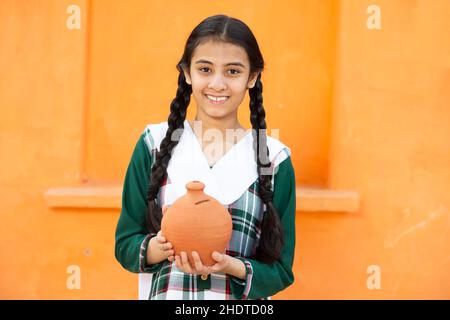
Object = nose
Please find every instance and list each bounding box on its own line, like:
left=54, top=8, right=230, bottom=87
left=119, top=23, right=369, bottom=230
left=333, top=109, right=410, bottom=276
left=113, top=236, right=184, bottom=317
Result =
left=208, top=74, right=227, bottom=91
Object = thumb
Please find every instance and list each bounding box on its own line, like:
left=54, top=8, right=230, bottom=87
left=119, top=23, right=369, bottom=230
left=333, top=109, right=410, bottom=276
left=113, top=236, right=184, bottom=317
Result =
left=212, top=251, right=222, bottom=261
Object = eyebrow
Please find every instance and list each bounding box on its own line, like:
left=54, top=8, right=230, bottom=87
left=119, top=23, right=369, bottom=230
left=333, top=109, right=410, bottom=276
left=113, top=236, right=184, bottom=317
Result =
left=194, top=59, right=246, bottom=68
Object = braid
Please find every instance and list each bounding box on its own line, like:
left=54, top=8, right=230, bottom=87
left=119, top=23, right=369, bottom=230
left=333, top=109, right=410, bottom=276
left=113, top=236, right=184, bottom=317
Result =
left=145, top=70, right=192, bottom=233
left=249, top=74, right=284, bottom=264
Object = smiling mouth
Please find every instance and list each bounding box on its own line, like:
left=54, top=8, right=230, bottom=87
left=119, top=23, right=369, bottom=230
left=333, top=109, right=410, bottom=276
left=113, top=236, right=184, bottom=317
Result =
left=204, top=94, right=229, bottom=104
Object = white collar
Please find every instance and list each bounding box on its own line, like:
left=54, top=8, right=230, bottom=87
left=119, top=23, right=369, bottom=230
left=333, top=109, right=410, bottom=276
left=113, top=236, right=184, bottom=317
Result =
left=146, top=120, right=290, bottom=205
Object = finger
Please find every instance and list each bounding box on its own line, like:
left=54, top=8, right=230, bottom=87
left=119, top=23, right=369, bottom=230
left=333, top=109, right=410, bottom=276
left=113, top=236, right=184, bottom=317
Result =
left=180, top=251, right=194, bottom=273
left=211, top=263, right=221, bottom=273
left=191, top=251, right=205, bottom=274
left=193, top=252, right=213, bottom=275
left=162, top=205, right=168, bottom=215
left=180, top=251, right=193, bottom=272
left=168, top=255, right=174, bottom=262
left=156, top=242, right=168, bottom=251
left=211, top=251, right=222, bottom=262
left=175, top=255, right=182, bottom=269
left=158, top=244, right=175, bottom=256
left=155, top=233, right=165, bottom=242
left=156, top=237, right=167, bottom=244
left=165, top=249, right=174, bottom=257
left=160, top=242, right=173, bottom=250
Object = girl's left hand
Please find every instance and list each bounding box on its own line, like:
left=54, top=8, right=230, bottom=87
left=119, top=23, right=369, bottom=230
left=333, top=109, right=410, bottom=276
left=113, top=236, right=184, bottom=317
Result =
left=175, top=251, right=232, bottom=275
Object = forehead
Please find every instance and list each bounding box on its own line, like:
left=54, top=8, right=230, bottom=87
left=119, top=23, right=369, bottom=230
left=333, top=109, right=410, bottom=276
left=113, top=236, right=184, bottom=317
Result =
left=191, top=39, right=249, bottom=66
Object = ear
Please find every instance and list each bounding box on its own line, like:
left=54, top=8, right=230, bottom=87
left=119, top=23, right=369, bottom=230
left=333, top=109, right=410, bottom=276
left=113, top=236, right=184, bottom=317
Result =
left=247, top=72, right=260, bottom=89
left=182, top=66, right=192, bottom=85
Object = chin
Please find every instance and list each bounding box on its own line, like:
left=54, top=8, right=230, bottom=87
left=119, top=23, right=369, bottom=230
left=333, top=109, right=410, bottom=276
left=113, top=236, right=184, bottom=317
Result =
left=198, top=104, right=227, bottom=115
left=204, top=110, right=229, bottom=119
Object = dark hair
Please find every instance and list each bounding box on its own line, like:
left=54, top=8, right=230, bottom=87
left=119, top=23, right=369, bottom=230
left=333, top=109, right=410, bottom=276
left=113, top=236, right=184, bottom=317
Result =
left=145, top=14, right=283, bottom=264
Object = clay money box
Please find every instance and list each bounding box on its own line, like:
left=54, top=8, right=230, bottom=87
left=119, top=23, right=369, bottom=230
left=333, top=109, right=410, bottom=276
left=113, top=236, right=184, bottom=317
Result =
left=161, top=181, right=232, bottom=266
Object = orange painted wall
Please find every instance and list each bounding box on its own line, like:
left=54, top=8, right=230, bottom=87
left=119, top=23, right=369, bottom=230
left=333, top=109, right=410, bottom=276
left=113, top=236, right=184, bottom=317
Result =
left=0, top=0, right=448, bottom=299
left=325, top=0, right=450, bottom=299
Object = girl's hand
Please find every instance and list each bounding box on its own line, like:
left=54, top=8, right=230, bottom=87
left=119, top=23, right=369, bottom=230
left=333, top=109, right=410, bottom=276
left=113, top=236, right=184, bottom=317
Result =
left=146, top=205, right=174, bottom=264
left=175, top=251, right=213, bottom=275
left=209, top=251, right=233, bottom=273
left=174, top=251, right=233, bottom=275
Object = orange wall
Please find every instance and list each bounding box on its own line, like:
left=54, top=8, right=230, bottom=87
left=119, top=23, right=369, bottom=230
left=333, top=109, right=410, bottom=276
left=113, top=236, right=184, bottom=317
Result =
left=325, top=0, right=450, bottom=299
left=0, top=0, right=449, bottom=299
left=86, top=0, right=335, bottom=185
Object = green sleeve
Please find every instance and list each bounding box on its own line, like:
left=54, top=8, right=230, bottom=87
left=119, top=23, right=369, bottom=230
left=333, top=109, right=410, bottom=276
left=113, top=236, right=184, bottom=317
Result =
left=114, top=133, right=164, bottom=273
left=230, top=155, right=296, bottom=299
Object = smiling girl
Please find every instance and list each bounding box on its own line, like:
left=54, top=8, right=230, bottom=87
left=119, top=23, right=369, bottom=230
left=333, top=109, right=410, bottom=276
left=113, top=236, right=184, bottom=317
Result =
left=115, top=14, right=296, bottom=300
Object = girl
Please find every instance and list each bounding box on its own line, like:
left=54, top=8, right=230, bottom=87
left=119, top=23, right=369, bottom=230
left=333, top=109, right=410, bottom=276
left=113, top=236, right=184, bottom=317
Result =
left=115, top=14, right=296, bottom=300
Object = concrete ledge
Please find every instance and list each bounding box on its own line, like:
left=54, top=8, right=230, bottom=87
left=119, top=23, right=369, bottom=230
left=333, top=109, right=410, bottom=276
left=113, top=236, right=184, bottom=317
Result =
left=44, top=184, right=360, bottom=212
left=296, top=186, right=360, bottom=212
left=44, top=184, right=122, bottom=209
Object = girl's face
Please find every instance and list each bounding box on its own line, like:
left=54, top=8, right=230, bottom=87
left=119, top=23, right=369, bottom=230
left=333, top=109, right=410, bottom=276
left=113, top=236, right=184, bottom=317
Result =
left=183, top=39, right=259, bottom=121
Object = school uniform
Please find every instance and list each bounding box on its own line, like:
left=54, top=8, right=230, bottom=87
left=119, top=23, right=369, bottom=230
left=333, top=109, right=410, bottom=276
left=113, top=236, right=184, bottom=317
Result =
left=115, top=119, right=296, bottom=300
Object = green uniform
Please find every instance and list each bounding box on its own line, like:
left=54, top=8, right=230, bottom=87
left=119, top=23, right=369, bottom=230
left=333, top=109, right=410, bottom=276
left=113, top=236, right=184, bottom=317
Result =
left=115, top=120, right=296, bottom=299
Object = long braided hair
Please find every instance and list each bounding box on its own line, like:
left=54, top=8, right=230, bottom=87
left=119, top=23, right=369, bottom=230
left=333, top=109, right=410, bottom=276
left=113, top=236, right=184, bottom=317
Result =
left=145, top=14, right=284, bottom=264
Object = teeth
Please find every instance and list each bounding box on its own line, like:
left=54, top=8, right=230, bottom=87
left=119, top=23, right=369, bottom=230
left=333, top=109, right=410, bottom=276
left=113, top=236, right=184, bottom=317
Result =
left=206, top=95, right=228, bottom=102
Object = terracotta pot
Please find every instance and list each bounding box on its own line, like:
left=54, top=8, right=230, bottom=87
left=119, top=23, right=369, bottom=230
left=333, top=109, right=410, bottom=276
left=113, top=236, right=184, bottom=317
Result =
left=161, top=180, right=232, bottom=266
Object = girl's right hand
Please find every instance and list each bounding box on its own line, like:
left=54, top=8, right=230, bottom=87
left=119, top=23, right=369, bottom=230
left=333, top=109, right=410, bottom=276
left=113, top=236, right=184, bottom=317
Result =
left=146, top=205, right=175, bottom=264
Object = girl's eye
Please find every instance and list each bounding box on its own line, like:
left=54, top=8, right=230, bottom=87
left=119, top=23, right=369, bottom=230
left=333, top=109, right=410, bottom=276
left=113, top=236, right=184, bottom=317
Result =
left=198, top=67, right=241, bottom=75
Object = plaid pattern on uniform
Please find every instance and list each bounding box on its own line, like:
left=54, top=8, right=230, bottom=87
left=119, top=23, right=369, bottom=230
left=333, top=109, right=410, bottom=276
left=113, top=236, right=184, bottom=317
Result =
left=136, top=125, right=289, bottom=300
left=115, top=123, right=295, bottom=300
